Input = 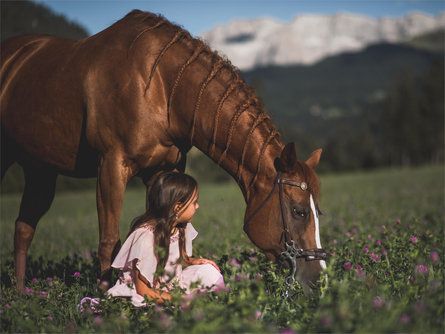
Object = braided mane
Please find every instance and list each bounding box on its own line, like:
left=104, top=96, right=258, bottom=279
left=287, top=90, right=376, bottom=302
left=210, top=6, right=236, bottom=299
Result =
left=124, top=10, right=280, bottom=186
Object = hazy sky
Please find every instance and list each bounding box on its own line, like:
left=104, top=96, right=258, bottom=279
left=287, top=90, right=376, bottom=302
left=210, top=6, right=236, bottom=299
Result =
left=37, top=0, right=445, bottom=36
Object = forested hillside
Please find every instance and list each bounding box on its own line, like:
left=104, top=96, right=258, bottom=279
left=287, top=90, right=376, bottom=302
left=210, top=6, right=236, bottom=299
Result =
left=244, top=31, right=444, bottom=171
left=1, top=0, right=88, bottom=41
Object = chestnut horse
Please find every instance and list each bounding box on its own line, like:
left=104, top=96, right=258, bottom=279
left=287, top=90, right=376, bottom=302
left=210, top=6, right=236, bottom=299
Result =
left=1, top=10, right=325, bottom=292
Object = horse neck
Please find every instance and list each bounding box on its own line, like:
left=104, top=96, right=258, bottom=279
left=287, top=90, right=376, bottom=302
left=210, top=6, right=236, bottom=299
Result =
left=167, top=55, right=284, bottom=201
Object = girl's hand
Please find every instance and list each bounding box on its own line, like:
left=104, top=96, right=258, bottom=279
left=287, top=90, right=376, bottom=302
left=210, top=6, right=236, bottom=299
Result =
left=190, top=258, right=220, bottom=272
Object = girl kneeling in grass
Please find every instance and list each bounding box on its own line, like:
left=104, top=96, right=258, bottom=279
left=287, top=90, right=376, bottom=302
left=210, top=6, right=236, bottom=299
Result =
left=107, top=172, right=223, bottom=306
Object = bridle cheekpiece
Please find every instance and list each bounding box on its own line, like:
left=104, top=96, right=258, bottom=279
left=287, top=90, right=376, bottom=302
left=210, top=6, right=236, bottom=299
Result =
left=245, top=171, right=326, bottom=297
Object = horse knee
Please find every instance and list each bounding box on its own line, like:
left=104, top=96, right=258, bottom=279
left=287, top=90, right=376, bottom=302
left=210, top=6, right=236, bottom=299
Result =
left=14, top=221, right=36, bottom=252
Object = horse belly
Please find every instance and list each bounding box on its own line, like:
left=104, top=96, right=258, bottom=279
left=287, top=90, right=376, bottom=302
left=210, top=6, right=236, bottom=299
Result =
left=1, top=36, right=88, bottom=173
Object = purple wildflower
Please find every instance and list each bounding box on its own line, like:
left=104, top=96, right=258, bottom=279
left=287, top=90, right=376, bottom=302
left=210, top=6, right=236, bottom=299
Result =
left=229, top=258, right=241, bottom=267
left=431, top=251, right=439, bottom=263
left=373, top=296, right=385, bottom=308
left=414, top=264, right=428, bottom=275
left=321, top=316, right=332, bottom=326
left=280, top=329, right=296, bottom=334
left=369, top=253, right=380, bottom=262
left=400, top=314, right=410, bottom=324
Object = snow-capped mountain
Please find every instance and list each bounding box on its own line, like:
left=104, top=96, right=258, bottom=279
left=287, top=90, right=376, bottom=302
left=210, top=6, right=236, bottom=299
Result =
left=201, top=11, right=445, bottom=70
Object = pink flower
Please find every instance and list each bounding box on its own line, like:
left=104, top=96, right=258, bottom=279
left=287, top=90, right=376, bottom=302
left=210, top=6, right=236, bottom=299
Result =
left=364, top=247, right=369, bottom=253
left=255, top=310, right=261, bottom=320
left=346, top=232, right=351, bottom=237
left=382, top=250, right=388, bottom=255
left=46, top=277, right=53, bottom=281
left=410, top=237, right=418, bottom=243
left=344, top=262, right=352, bottom=271
left=369, top=253, right=380, bottom=262
left=400, top=314, right=410, bottom=324
left=321, top=316, right=332, bottom=326
left=235, top=274, right=249, bottom=281
left=376, top=240, right=382, bottom=246
left=431, top=251, right=439, bottom=263
left=373, top=296, right=385, bottom=308
left=214, top=285, right=230, bottom=293
left=229, top=258, right=241, bottom=267
left=32, top=278, right=38, bottom=283
left=280, top=329, right=296, bottom=334
left=353, top=228, right=357, bottom=234
left=415, top=264, right=428, bottom=275
left=25, top=287, right=34, bottom=294
left=73, top=272, right=80, bottom=277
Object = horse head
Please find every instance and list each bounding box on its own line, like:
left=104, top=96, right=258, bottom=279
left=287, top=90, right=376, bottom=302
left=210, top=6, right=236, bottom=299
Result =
left=244, top=143, right=325, bottom=292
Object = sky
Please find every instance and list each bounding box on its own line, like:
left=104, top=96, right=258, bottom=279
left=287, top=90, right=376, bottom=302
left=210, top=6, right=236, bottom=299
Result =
left=37, top=0, right=445, bottom=37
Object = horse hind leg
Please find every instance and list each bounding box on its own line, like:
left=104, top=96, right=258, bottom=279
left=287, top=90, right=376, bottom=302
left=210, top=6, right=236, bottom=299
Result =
left=14, top=165, right=57, bottom=293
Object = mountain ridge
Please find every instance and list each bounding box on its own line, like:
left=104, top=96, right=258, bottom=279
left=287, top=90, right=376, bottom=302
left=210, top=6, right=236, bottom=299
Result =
left=202, top=11, right=445, bottom=70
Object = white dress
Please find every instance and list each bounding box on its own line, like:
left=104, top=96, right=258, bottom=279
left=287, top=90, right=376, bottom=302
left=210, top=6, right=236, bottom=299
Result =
left=107, top=223, right=224, bottom=307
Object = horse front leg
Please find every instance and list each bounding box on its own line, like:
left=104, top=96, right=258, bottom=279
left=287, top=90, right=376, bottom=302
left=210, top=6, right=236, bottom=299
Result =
left=96, top=154, right=130, bottom=290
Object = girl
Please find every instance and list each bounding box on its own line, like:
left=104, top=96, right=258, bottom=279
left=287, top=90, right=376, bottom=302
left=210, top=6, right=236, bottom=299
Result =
left=107, top=172, right=224, bottom=306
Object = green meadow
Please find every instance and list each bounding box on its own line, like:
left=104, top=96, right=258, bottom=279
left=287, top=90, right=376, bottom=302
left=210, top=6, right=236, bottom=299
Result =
left=1, top=165, right=443, bottom=333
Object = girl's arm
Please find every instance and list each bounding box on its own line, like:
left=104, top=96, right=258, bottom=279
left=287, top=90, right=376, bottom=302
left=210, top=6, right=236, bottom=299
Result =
left=188, top=257, right=221, bottom=272
left=133, top=261, right=171, bottom=304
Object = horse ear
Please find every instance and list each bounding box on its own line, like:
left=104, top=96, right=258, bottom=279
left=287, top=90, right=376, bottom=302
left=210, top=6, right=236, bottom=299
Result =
left=305, top=148, right=322, bottom=169
left=279, top=143, right=297, bottom=172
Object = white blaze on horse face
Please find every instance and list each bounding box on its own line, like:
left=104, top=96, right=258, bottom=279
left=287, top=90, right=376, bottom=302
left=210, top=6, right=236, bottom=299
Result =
left=310, top=195, right=327, bottom=270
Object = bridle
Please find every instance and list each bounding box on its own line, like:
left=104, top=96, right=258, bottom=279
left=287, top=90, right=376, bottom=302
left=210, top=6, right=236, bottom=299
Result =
left=244, top=171, right=326, bottom=296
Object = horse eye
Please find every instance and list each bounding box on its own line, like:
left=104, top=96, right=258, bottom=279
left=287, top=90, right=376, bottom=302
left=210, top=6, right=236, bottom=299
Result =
left=292, top=207, right=306, bottom=218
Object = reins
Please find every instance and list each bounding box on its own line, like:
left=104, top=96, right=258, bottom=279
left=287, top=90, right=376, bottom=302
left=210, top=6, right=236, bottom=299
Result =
left=244, top=171, right=326, bottom=297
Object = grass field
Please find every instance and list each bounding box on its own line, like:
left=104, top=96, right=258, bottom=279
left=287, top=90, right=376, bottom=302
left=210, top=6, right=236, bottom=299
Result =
left=1, top=165, right=443, bottom=333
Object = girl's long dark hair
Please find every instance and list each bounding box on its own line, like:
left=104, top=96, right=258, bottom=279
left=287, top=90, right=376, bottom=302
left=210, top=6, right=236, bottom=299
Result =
left=128, top=172, right=198, bottom=277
